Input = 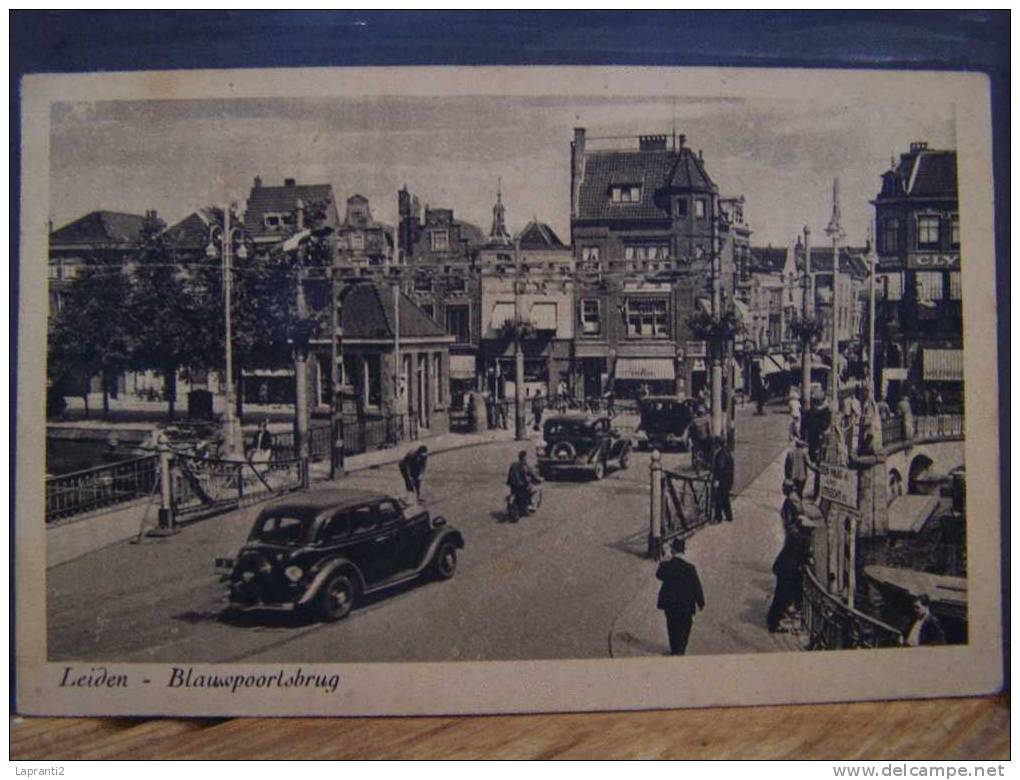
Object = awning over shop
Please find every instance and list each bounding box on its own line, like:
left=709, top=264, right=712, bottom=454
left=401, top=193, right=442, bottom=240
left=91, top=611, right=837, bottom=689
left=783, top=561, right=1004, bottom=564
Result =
left=529, top=302, right=558, bottom=330
left=759, top=353, right=787, bottom=377
left=489, top=302, right=516, bottom=329
left=923, top=349, right=964, bottom=382
left=615, top=357, right=676, bottom=381
left=886, top=494, right=941, bottom=534
left=449, top=354, right=476, bottom=380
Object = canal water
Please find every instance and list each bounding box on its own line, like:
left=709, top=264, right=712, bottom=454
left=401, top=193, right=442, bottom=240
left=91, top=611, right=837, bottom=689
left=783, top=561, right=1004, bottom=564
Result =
left=46, top=439, right=115, bottom=476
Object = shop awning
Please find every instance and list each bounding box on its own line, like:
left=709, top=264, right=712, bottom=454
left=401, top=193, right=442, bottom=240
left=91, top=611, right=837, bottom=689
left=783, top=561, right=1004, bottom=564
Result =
left=759, top=353, right=787, bottom=377
left=449, top=354, right=476, bottom=380
left=489, top=302, right=516, bottom=330
left=923, top=349, right=963, bottom=381
left=885, top=494, right=942, bottom=534
left=529, top=302, right=558, bottom=330
left=615, top=357, right=676, bottom=381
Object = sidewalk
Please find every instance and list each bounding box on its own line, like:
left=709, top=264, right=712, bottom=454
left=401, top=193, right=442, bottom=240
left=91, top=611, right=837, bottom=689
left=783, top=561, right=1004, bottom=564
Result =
left=609, top=443, right=808, bottom=657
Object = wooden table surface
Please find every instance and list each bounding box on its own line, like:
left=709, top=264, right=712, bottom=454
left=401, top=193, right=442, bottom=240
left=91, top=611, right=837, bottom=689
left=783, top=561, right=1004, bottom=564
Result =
left=11, top=695, right=1009, bottom=760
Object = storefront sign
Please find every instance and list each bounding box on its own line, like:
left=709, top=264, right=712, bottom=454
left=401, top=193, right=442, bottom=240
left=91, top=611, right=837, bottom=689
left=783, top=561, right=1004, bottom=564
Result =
left=819, top=463, right=859, bottom=509
left=906, top=253, right=960, bottom=270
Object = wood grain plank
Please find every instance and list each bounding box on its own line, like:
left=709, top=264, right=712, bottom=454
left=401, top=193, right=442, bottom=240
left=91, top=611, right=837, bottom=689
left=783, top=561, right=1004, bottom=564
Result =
left=10, top=696, right=1009, bottom=761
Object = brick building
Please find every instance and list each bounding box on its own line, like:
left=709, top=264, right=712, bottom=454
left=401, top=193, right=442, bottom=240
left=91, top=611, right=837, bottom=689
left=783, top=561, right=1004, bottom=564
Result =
left=870, top=143, right=962, bottom=406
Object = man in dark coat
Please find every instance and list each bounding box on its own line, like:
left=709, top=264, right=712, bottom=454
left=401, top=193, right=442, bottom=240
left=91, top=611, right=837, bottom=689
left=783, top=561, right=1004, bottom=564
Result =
left=904, top=594, right=947, bottom=646
left=656, top=538, right=706, bottom=655
left=767, top=515, right=812, bottom=632
left=531, top=389, right=544, bottom=431
left=398, top=445, right=429, bottom=502
left=711, top=436, right=735, bottom=523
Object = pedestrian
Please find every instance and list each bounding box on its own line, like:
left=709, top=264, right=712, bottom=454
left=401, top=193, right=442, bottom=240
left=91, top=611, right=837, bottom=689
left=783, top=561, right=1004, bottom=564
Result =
left=557, top=379, right=569, bottom=411
left=605, top=388, right=616, bottom=418
left=655, top=538, right=705, bottom=655
left=898, top=393, right=914, bottom=440
left=931, top=388, right=944, bottom=417
left=903, top=594, right=946, bottom=647
left=788, top=388, right=802, bottom=432
left=398, top=445, right=429, bottom=502
left=531, top=389, right=544, bottom=431
left=483, top=392, right=494, bottom=430
left=767, top=510, right=814, bottom=633
left=803, top=396, right=830, bottom=498
left=689, top=405, right=712, bottom=471
left=779, top=480, right=803, bottom=539
left=711, top=436, right=735, bottom=523
left=784, top=438, right=814, bottom=499
left=250, top=417, right=273, bottom=467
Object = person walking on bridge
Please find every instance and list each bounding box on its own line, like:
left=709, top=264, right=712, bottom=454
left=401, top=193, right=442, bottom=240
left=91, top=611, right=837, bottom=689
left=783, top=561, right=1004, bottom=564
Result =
left=711, top=436, right=735, bottom=523
left=655, top=538, right=705, bottom=655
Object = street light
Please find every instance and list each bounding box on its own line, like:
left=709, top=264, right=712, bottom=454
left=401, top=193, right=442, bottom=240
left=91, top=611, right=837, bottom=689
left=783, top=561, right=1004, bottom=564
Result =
left=205, top=203, right=248, bottom=457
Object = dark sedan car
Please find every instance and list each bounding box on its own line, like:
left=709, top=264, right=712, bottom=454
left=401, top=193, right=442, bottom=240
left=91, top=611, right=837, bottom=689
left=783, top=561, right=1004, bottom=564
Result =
left=536, top=414, right=631, bottom=480
left=218, top=488, right=464, bottom=622
left=636, top=396, right=697, bottom=451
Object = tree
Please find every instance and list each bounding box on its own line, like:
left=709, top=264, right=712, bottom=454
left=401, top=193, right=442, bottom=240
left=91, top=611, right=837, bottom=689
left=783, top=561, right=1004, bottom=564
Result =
left=124, top=212, right=208, bottom=420
left=48, top=251, right=133, bottom=419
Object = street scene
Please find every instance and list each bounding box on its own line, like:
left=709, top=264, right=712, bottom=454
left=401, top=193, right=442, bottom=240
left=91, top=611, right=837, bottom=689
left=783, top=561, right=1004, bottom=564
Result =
left=44, top=93, right=967, bottom=662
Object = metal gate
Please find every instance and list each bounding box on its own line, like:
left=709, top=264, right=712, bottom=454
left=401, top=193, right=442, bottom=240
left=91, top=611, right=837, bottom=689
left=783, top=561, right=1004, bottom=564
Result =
left=648, top=451, right=713, bottom=559
left=173, top=453, right=305, bottom=518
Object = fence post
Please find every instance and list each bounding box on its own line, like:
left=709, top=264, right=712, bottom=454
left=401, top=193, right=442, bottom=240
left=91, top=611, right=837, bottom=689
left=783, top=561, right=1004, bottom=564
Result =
left=157, top=435, right=175, bottom=532
left=648, top=449, right=663, bottom=560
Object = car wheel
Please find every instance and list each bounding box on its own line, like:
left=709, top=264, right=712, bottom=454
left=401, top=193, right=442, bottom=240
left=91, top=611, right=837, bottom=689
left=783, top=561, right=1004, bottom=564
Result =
left=319, top=571, right=356, bottom=622
left=593, top=460, right=605, bottom=480
left=619, top=449, right=631, bottom=470
left=431, top=541, right=458, bottom=580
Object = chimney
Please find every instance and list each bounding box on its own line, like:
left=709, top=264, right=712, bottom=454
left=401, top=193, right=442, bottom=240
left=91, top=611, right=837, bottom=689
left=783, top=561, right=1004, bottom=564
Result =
left=253, top=175, right=262, bottom=189
left=284, top=177, right=296, bottom=187
left=570, top=127, right=587, bottom=222
left=677, top=134, right=686, bottom=148
left=909, top=141, right=929, bottom=154
left=638, top=134, right=667, bottom=151
left=295, top=198, right=305, bottom=230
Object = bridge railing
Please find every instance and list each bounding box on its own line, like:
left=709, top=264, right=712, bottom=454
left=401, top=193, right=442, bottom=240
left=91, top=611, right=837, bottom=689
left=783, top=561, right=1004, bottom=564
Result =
left=881, top=413, right=963, bottom=450
left=45, top=455, right=159, bottom=524
left=172, top=453, right=305, bottom=518
left=802, top=567, right=903, bottom=649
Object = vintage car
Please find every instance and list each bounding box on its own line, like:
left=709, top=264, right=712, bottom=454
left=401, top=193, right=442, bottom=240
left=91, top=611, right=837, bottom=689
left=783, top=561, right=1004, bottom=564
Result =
left=536, top=414, right=631, bottom=480
left=635, top=396, right=697, bottom=451
left=218, top=488, right=464, bottom=622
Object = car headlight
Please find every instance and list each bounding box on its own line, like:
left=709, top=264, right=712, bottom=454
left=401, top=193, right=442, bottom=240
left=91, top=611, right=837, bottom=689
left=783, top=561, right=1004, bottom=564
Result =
left=284, top=565, right=304, bottom=583
left=536, top=440, right=547, bottom=453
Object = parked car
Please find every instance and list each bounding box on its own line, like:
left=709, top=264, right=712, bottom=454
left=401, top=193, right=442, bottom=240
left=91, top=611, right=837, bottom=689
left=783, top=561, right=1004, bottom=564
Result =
left=218, top=488, right=464, bottom=622
left=635, top=396, right=697, bottom=452
left=536, top=414, right=631, bottom=480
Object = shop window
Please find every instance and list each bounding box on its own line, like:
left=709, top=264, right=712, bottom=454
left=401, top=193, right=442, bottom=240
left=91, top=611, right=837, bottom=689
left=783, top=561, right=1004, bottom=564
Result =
left=580, top=246, right=600, bottom=263
left=948, top=272, right=962, bottom=300
left=915, top=271, right=944, bottom=302
left=882, top=272, right=904, bottom=301
left=951, top=214, right=960, bottom=247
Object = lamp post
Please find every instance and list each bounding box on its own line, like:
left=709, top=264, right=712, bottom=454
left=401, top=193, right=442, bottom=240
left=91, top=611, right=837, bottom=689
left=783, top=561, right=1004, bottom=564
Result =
left=825, top=178, right=845, bottom=409
left=205, top=203, right=248, bottom=457
left=513, top=237, right=525, bottom=441
left=801, top=226, right=813, bottom=404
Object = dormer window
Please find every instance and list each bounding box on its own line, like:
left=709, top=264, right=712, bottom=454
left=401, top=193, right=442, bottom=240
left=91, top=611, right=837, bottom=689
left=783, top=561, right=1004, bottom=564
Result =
left=263, top=213, right=286, bottom=231
left=350, top=232, right=365, bottom=251
left=610, top=185, right=642, bottom=204
left=429, top=230, right=449, bottom=251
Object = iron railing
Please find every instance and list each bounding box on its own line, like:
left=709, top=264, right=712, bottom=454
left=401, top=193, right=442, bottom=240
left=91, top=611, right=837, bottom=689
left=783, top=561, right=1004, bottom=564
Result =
left=660, top=468, right=714, bottom=543
left=881, top=413, right=963, bottom=450
left=45, top=455, right=158, bottom=524
left=173, top=453, right=305, bottom=517
left=802, top=567, right=903, bottom=649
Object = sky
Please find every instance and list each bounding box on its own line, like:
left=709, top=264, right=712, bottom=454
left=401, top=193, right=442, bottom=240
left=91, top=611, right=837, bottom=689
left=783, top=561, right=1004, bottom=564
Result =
left=50, top=93, right=956, bottom=248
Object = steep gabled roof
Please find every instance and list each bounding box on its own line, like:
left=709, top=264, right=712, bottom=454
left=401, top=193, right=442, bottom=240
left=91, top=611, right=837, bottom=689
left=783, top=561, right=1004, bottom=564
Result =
left=516, top=220, right=566, bottom=251
left=341, top=283, right=451, bottom=341
left=804, top=246, right=870, bottom=279
left=577, top=146, right=716, bottom=222
left=455, top=219, right=487, bottom=250
left=243, top=181, right=337, bottom=238
left=50, top=211, right=147, bottom=246
left=749, top=246, right=788, bottom=274
left=164, top=207, right=232, bottom=251
left=878, top=147, right=957, bottom=200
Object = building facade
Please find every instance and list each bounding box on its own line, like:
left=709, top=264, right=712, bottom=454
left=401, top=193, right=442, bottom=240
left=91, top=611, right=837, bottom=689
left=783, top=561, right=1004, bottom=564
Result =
left=569, top=128, right=740, bottom=399
left=871, top=142, right=962, bottom=407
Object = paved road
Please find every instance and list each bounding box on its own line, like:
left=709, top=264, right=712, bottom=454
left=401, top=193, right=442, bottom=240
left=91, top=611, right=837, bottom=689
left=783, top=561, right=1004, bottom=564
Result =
left=47, top=402, right=793, bottom=663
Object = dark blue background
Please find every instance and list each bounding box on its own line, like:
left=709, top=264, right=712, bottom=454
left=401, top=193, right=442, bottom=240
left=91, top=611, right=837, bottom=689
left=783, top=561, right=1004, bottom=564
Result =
left=9, top=10, right=1010, bottom=703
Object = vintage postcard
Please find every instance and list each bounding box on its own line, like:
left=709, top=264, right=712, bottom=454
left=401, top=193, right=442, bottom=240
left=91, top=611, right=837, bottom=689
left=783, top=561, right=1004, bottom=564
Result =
left=15, top=65, right=1003, bottom=716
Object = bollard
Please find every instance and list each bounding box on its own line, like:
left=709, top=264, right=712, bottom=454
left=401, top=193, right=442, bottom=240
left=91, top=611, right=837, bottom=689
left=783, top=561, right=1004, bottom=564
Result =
left=648, top=449, right=663, bottom=560
left=157, top=435, right=175, bottom=532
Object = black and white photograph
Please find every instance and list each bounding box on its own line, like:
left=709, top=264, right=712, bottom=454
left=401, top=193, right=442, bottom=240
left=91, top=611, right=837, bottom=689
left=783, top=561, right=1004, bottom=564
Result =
left=15, top=64, right=1002, bottom=717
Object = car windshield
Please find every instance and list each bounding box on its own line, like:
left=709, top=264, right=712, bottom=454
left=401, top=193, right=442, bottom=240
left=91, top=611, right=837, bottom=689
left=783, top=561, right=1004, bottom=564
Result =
left=544, top=419, right=595, bottom=437
left=250, top=510, right=316, bottom=545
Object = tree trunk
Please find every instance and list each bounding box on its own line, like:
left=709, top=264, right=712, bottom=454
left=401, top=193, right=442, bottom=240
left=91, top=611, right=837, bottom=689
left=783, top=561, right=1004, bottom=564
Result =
left=101, top=374, right=110, bottom=418
left=165, top=369, right=177, bottom=421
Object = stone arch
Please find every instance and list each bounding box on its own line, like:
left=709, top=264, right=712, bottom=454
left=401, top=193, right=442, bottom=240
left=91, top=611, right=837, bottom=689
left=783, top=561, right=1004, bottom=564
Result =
left=888, top=467, right=904, bottom=501
left=908, top=453, right=936, bottom=495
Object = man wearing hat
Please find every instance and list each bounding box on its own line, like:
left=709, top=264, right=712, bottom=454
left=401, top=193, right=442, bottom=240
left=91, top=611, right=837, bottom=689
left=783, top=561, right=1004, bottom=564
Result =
left=784, top=437, right=815, bottom=499
left=655, top=539, right=706, bottom=655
